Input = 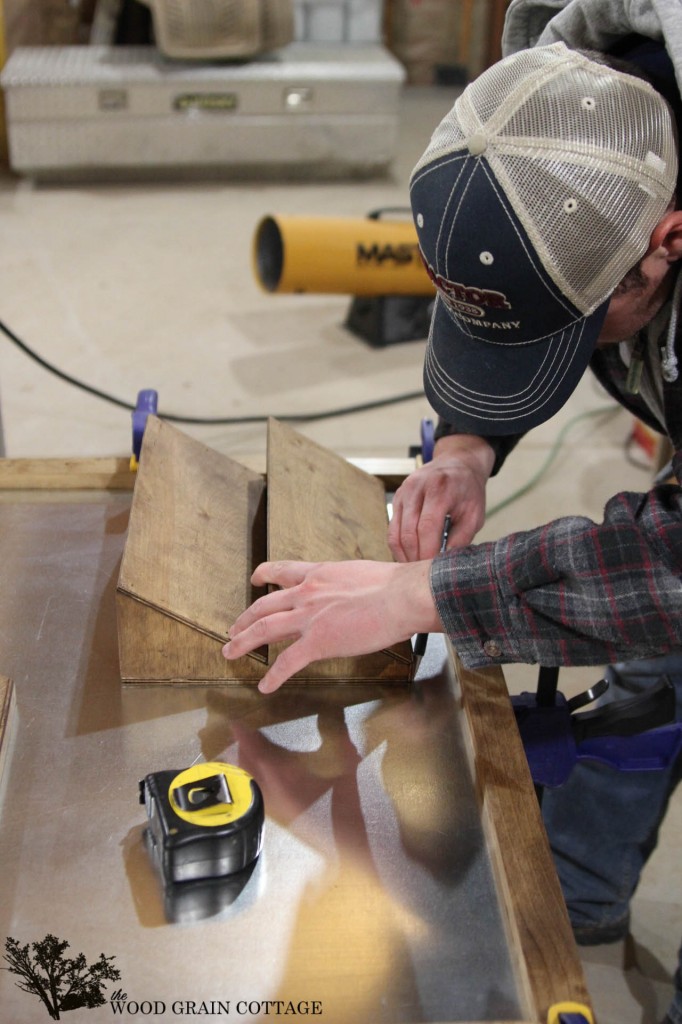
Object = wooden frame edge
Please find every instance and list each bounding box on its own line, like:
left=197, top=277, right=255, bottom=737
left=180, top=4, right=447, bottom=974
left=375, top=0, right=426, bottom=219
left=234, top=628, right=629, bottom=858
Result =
left=0, top=454, right=417, bottom=491
left=450, top=646, right=593, bottom=1023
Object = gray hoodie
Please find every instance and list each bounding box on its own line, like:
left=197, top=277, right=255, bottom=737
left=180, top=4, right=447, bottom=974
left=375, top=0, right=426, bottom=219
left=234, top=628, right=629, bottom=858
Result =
left=502, top=0, right=682, bottom=98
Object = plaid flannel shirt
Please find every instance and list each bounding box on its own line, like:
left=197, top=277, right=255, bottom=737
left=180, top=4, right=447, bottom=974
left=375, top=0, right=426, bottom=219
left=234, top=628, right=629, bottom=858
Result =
left=432, top=339, right=682, bottom=668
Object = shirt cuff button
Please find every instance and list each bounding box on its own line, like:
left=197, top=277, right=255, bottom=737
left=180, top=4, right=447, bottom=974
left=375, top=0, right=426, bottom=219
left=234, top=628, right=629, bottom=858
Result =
left=483, top=640, right=502, bottom=658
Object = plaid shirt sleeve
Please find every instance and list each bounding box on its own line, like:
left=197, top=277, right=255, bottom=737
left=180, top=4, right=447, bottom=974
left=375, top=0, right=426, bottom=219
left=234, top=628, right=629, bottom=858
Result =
left=431, top=478, right=682, bottom=668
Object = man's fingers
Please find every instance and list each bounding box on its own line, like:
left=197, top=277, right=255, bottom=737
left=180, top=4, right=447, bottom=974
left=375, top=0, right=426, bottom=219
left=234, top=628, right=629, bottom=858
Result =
left=251, top=560, right=315, bottom=588
left=387, top=502, right=406, bottom=562
left=223, top=609, right=299, bottom=658
left=224, top=561, right=319, bottom=661
left=444, top=517, right=474, bottom=550
left=389, top=494, right=423, bottom=563
left=227, top=585, right=296, bottom=639
left=222, top=557, right=439, bottom=694
left=257, top=641, right=312, bottom=694
left=223, top=624, right=311, bottom=693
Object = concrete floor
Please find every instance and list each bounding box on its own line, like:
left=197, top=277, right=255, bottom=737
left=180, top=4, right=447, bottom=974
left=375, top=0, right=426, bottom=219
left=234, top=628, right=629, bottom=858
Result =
left=0, top=84, right=680, bottom=1023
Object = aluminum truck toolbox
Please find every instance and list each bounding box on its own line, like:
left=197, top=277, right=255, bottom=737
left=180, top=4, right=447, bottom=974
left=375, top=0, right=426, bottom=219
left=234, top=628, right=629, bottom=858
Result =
left=0, top=43, right=405, bottom=179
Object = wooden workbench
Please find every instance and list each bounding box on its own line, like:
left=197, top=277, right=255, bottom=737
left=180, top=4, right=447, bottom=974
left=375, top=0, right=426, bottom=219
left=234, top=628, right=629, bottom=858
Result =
left=0, top=454, right=592, bottom=1024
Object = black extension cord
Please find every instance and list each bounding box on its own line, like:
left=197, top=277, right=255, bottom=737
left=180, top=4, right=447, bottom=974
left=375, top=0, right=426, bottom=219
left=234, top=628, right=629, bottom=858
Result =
left=0, top=317, right=425, bottom=426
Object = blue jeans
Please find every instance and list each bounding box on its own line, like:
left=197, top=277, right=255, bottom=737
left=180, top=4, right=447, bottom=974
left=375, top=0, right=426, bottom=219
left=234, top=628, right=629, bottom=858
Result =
left=540, top=655, right=682, bottom=1023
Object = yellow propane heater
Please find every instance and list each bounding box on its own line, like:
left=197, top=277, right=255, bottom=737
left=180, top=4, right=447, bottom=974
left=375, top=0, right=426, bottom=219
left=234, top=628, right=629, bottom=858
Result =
left=253, top=210, right=435, bottom=346
left=253, top=212, right=433, bottom=297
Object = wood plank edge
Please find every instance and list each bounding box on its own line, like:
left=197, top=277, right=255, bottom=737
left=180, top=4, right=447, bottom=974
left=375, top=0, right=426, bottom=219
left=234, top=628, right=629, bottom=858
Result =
left=0, top=457, right=136, bottom=490
left=455, top=662, right=537, bottom=1019
left=0, top=455, right=416, bottom=491
left=450, top=647, right=593, bottom=1022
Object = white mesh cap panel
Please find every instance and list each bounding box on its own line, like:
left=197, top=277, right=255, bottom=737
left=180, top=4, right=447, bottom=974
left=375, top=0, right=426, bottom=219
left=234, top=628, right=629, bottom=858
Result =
left=415, top=109, right=468, bottom=161
left=411, top=45, right=572, bottom=173
left=494, top=153, right=667, bottom=311
left=467, top=45, right=571, bottom=127
left=410, top=43, right=677, bottom=313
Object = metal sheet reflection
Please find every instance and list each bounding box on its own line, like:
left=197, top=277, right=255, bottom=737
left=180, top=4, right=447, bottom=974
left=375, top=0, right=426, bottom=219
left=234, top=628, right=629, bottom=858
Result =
left=0, top=500, right=521, bottom=1022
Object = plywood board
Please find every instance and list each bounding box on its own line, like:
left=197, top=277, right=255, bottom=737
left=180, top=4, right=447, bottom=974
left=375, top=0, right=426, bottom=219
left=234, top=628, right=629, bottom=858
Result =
left=268, top=417, right=396, bottom=562
left=117, top=417, right=412, bottom=683
left=267, top=418, right=413, bottom=676
left=117, top=416, right=268, bottom=681
left=0, top=455, right=135, bottom=490
left=116, top=597, right=265, bottom=684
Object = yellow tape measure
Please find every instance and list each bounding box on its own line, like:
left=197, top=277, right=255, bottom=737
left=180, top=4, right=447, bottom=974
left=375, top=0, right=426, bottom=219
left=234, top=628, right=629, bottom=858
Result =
left=140, top=762, right=264, bottom=886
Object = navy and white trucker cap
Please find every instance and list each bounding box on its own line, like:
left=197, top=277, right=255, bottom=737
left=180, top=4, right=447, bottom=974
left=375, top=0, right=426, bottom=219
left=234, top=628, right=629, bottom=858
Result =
left=410, top=43, right=677, bottom=436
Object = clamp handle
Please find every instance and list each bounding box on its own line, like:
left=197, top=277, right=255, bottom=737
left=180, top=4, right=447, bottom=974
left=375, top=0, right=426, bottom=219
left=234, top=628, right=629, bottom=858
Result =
left=547, top=1002, right=594, bottom=1024
left=420, top=417, right=435, bottom=463
left=131, top=389, right=159, bottom=470
left=572, top=675, right=675, bottom=742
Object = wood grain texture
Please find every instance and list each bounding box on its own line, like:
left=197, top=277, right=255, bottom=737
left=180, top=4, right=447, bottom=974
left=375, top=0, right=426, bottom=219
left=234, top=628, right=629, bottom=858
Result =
left=268, top=417, right=394, bottom=563
left=117, top=416, right=267, bottom=680
left=267, top=418, right=413, bottom=675
left=0, top=456, right=136, bottom=490
left=116, top=595, right=264, bottom=683
left=0, top=454, right=416, bottom=492
left=454, top=648, right=593, bottom=1022
left=117, top=417, right=411, bottom=683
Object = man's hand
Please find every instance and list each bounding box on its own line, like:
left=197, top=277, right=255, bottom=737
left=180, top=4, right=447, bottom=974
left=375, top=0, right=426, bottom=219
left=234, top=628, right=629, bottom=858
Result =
left=223, top=558, right=440, bottom=694
left=388, top=434, right=494, bottom=562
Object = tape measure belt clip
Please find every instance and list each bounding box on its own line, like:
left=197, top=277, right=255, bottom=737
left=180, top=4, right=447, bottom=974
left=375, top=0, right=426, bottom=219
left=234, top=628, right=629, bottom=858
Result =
left=173, top=772, right=234, bottom=812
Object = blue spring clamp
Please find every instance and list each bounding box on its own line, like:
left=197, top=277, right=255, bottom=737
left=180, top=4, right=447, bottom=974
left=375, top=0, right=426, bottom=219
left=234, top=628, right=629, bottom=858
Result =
left=513, top=674, right=682, bottom=788
left=131, top=389, right=159, bottom=470
left=420, top=417, right=435, bottom=463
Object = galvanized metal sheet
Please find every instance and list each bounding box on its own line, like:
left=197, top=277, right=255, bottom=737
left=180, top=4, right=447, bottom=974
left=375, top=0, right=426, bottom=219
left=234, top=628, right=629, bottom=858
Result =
left=0, top=500, right=521, bottom=1022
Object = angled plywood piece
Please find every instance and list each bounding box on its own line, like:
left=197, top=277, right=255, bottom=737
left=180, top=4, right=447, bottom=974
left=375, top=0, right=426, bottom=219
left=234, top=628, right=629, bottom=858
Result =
left=267, top=418, right=413, bottom=680
left=117, top=415, right=267, bottom=683
left=117, top=416, right=412, bottom=684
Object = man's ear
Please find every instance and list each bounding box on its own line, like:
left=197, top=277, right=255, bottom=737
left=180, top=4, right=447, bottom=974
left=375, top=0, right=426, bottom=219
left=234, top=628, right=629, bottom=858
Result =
left=649, top=209, right=682, bottom=261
